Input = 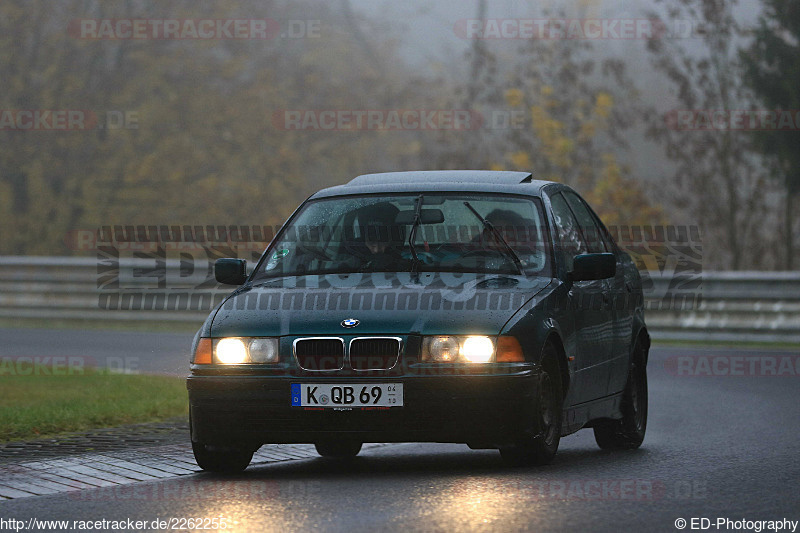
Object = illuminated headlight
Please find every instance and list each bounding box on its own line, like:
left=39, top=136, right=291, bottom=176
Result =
left=215, top=338, right=248, bottom=364
left=422, top=335, right=495, bottom=363
left=213, top=337, right=280, bottom=364
left=460, top=336, right=494, bottom=363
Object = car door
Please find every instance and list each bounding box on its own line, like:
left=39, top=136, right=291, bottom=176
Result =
left=549, top=192, right=613, bottom=403
left=563, top=191, right=628, bottom=396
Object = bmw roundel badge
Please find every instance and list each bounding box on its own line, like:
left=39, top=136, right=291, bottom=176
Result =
left=341, top=318, right=360, bottom=328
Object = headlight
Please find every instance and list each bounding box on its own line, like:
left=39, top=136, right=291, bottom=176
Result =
left=202, top=337, right=280, bottom=365
left=216, top=338, right=248, bottom=364
left=422, top=335, right=496, bottom=363
left=460, top=336, right=494, bottom=363
left=247, top=338, right=279, bottom=363
left=425, top=336, right=461, bottom=362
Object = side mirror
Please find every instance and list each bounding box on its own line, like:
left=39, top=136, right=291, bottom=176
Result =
left=569, top=253, right=616, bottom=282
left=215, top=258, right=248, bottom=285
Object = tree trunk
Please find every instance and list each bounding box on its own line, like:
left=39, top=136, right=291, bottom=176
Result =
left=786, top=191, right=794, bottom=271
left=721, top=131, right=739, bottom=270
left=465, top=0, right=487, bottom=109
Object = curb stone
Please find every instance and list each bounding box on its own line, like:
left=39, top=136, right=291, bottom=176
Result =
left=0, top=420, right=393, bottom=500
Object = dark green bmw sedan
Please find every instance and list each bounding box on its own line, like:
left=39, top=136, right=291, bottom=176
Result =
left=187, top=170, right=650, bottom=471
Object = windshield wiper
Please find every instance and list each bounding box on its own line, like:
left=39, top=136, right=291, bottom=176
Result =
left=408, top=194, right=424, bottom=277
left=463, top=201, right=523, bottom=275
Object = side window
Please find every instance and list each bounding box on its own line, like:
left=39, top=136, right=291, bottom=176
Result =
left=563, top=191, right=608, bottom=254
left=549, top=193, right=588, bottom=271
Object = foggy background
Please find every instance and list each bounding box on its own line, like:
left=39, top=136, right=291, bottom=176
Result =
left=1, top=0, right=797, bottom=270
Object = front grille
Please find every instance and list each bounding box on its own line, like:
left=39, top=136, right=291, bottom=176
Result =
left=294, top=338, right=345, bottom=371
left=349, top=337, right=401, bottom=370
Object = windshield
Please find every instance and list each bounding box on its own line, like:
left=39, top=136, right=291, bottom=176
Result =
left=252, top=194, right=550, bottom=279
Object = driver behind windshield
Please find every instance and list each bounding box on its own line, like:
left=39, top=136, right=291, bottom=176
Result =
left=354, top=204, right=409, bottom=271
left=254, top=195, right=549, bottom=280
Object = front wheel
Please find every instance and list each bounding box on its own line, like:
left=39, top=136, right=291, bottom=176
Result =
left=500, top=343, right=563, bottom=466
left=315, top=441, right=362, bottom=458
left=593, top=337, right=648, bottom=450
left=192, top=441, right=254, bottom=472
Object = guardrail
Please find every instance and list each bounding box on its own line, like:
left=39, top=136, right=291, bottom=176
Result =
left=1, top=256, right=798, bottom=343
left=639, top=270, right=800, bottom=343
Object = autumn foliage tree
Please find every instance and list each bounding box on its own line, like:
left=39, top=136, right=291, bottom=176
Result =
left=0, top=0, right=429, bottom=255
left=423, top=3, right=664, bottom=229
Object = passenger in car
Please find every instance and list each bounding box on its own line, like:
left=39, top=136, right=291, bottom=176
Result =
left=473, top=209, right=531, bottom=250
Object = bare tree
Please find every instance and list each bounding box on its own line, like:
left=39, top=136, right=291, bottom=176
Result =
left=644, top=0, right=776, bottom=270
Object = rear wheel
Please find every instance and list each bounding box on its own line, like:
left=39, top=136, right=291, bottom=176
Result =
left=500, top=343, right=563, bottom=466
left=192, top=441, right=254, bottom=472
left=315, top=441, right=363, bottom=458
left=593, top=337, right=648, bottom=450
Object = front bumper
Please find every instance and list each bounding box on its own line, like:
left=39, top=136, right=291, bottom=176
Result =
left=187, top=366, right=542, bottom=448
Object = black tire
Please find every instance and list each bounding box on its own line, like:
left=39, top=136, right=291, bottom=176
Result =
left=192, top=441, right=254, bottom=473
left=315, top=441, right=363, bottom=458
left=500, top=343, right=563, bottom=466
left=593, top=337, right=648, bottom=450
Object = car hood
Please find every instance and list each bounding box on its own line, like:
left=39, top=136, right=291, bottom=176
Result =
left=209, top=273, right=552, bottom=337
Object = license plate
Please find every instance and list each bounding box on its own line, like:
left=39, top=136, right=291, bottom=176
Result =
left=291, top=383, right=403, bottom=408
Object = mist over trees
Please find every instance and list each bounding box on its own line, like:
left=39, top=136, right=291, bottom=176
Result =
left=0, top=0, right=797, bottom=270
left=741, top=0, right=800, bottom=269
left=644, top=0, right=779, bottom=270
left=0, top=0, right=432, bottom=255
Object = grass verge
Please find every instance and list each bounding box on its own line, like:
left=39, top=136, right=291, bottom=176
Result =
left=651, top=338, right=800, bottom=350
left=0, top=369, right=188, bottom=442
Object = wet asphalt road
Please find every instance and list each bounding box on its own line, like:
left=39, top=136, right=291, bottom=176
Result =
left=0, top=329, right=798, bottom=532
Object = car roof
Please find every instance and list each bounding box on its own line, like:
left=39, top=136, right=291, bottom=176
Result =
left=311, top=171, right=558, bottom=199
